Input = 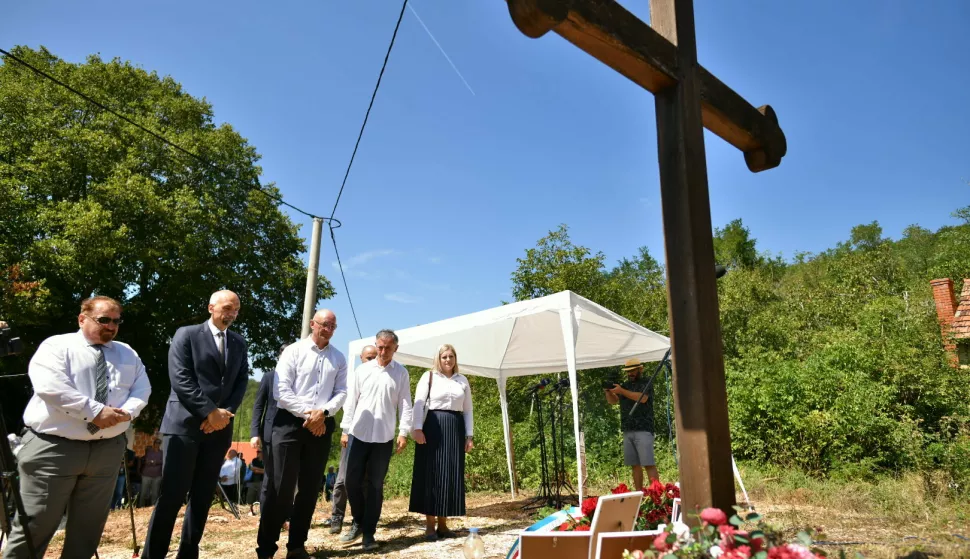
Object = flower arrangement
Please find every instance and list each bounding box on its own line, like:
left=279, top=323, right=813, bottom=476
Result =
left=556, top=480, right=680, bottom=532
left=621, top=507, right=829, bottom=559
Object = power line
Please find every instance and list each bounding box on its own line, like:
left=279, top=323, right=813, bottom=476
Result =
left=328, top=0, right=409, bottom=221
left=0, top=47, right=331, bottom=223
left=325, top=0, right=410, bottom=339
left=329, top=227, right=363, bottom=338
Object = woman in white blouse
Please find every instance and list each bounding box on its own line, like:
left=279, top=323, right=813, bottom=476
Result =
left=409, top=344, right=474, bottom=540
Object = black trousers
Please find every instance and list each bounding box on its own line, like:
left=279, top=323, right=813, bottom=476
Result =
left=143, top=428, right=231, bottom=559
left=256, top=414, right=334, bottom=556
left=345, top=435, right=394, bottom=537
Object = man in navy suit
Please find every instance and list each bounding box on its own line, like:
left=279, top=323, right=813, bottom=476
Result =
left=143, top=290, right=249, bottom=559
left=250, top=344, right=285, bottom=511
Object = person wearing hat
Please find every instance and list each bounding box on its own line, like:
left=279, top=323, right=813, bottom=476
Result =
left=605, top=358, right=659, bottom=490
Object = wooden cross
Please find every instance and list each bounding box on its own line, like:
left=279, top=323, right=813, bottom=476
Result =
left=504, top=0, right=787, bottom=518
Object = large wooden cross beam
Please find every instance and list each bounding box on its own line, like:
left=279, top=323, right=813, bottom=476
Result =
left=504, top=0, right=788, bottom=518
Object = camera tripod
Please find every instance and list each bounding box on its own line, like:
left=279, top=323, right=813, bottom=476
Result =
left=0, top=408, right=39, bottom=559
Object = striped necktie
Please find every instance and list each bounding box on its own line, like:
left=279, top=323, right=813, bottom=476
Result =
left=87, top=344, right=108, bottom=434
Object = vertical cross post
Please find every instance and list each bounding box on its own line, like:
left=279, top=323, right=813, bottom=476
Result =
left=502, top=0, right=787, bottom=520
left=650, top=0, right=736, bottom=517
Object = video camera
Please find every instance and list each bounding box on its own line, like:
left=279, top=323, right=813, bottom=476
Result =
left=600, top=375, right=623, bottom=390
left=0, top=323, right=23, bottom=358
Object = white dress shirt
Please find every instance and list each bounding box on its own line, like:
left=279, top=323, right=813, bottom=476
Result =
left=23, top=330, right=151, bottom=441
left=220, top=457, right=241, bottom=482
left=275, top=337, right=348, bottom=418
left=340, top=359, right=413, bottom=444
left=207, top=319, right=228, bottom=363
left=412, top=370, right=474, bottom=437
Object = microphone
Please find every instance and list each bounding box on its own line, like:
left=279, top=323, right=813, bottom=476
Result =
left=525, top=378, right=551, bottom=394
left=554, top=378, right=570, bottom=389
left=715, top=264, right=727, bottom=279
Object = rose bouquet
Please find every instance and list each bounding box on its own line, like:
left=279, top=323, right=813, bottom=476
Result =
left=556, top=480, right=680, bottom=532
left=622, top=507, right=830, bottom=559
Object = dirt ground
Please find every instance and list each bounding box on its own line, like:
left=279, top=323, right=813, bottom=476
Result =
left=40, top=490, right=970, bottom=558
left=46, top=492, right=531, bottom=559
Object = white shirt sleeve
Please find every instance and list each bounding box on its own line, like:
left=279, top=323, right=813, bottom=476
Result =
left=119, top=352, right=151, bottom=419
left=340, top=364, right=360, bottom=432
left=322, top=352, right=347, bottom=416
left=29, top=339, right=103, bottom=421
left=411, top=371, right=431, bottom=432
left=462, top=376, right=474, bottom=437
left=275, top=345, right=306, bottom=416
left=397, top=367, right=413, bottom=437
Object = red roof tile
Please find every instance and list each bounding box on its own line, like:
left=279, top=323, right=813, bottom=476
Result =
left=951, top=280, right=970, bottom=339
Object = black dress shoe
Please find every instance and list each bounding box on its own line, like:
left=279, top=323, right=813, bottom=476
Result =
left=361, top=534, right=379, bottom=552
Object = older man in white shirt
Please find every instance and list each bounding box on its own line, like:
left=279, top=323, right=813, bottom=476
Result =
left=338, top=329, right=412, bottom=552
left=3, top=296, right=151, bottom=559
left=256, top=309, right=347, bottom=559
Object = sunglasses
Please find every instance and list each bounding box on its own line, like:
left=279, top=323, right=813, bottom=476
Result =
left=86, top=315, right=124, bottom=325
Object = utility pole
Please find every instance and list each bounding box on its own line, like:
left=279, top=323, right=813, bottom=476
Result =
left=301, top=217, right=323, bottom=338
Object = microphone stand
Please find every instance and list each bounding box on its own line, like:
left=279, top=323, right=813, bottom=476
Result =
left=522, top=385, right=553, bottom=510
left=551, top=381, right=574, bottom=507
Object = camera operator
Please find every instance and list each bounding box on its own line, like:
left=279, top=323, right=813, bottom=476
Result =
left=3, top=296, right=151, bottom=559
left=604, top=358, right=659, bottom=490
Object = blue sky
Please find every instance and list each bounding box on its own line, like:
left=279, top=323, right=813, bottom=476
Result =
left=4, top=0, right=969, bottom=364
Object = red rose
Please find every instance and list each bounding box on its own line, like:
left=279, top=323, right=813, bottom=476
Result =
left=719, top=525, right=744, bottom=549
left=581, top=496, right=599, bottom=519
left=750, top=533, right=766, bottom=552
left=652, top=534, right=670, bottom=552
left=700, top=507, right=728, bottom=526
left=574, top=524, right=591, bottom=532
left=557, top=522, right=571, bottom=531
left=722, top=545, right=752, bottom=559
left=612, top=483, right=630, bottom=494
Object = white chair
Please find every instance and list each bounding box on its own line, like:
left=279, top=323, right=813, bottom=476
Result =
left=519, top=532, right=592, bottom=559
left=587, top=491, right=643, bottom=559
left=596, top=530, right=665, bottom=559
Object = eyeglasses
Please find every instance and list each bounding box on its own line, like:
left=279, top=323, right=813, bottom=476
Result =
left=313, top=320, right=337, bottom=329
left=86, top=315, right=124, bottom=325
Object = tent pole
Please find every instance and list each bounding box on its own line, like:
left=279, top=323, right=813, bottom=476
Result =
left=497, top=374, right=517, bottom=498
left=559, top=306, right=584, bottom=502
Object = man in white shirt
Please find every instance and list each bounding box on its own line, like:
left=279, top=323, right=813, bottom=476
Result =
left=219, top=449, right=242, bottom=503
left=338, top=330, right=412, bottom=551
left=4, top=296, right=151, bottom=559
left=256, top=309, right=347, bottom=559
left=326, top=344, right=377, bottom=534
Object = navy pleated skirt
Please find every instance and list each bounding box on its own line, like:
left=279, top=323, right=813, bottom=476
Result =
left=409, top=410, right=466, bottom=517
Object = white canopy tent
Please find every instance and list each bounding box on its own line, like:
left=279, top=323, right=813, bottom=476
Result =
left=348, top=290, right=670, bottom=501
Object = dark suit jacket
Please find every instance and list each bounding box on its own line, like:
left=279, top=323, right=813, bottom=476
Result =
left=160, top=322, right=249, bottom=437
left=250, top=370, right=278, bottom=445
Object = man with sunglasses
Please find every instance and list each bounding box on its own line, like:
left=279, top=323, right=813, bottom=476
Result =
left=256, top=309, right=347, bottom=559
left=4, top=296, right=151, bottom=559
left=143, top=290, right=250, bottom=559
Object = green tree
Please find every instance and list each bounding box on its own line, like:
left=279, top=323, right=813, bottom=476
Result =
left=848, top=220, right=885, bottom=251
left=713, top=218, right=761, bottom=269
left=510, top=224, right=607, bottom=301
left=0, top=46, right=333, bottom=428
